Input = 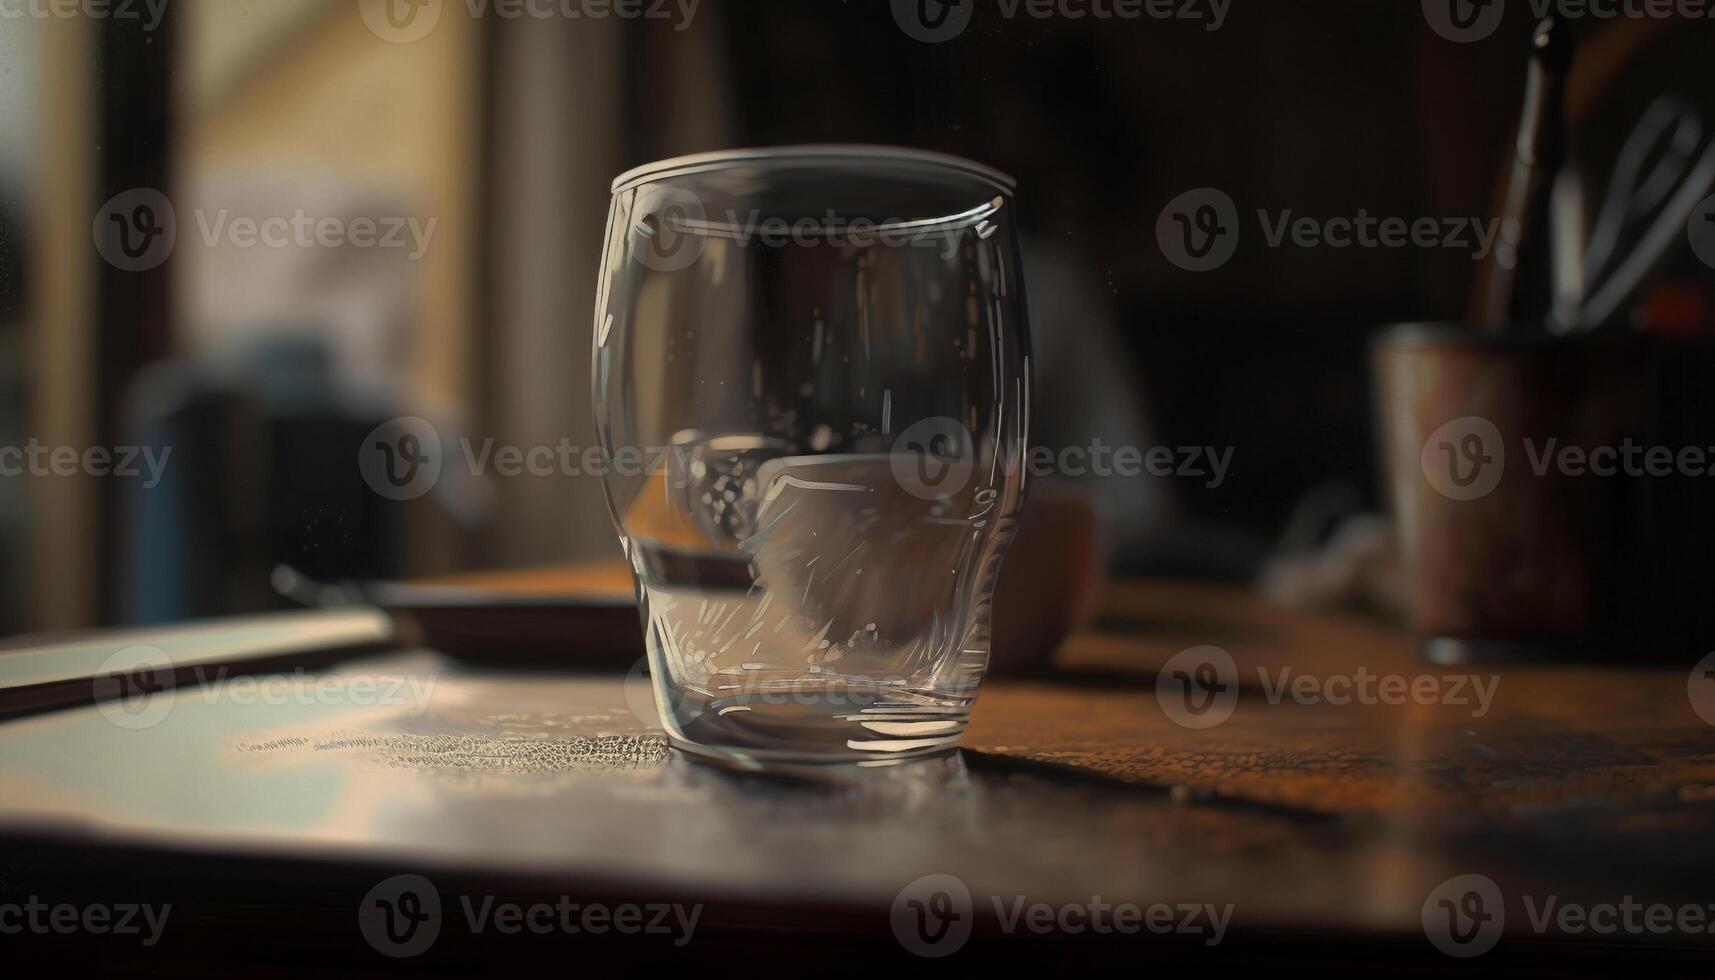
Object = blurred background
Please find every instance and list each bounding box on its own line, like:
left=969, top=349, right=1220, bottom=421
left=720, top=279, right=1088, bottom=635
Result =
left=0, top=0, right=1712, bottom=639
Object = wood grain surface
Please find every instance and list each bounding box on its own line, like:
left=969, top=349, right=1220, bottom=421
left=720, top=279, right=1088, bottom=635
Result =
left=4, top=567, right=1714, bottom=969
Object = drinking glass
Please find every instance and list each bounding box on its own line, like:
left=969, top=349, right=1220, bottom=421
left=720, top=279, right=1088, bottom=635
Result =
left=593, top=146, right=1031, bottom=766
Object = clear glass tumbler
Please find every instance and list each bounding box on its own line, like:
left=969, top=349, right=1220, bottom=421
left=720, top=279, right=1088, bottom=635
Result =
left=593, top=146, right=1031, bottom=766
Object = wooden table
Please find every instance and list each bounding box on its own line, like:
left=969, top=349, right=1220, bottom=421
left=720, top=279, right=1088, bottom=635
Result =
left=2, top=568, right=1713, bottom=972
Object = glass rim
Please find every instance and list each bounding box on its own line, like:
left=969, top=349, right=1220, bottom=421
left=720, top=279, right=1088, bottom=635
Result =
left=609, top=144, right=1017, bottom=195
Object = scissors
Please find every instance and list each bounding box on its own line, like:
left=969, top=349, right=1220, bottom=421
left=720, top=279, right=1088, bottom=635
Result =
left=1560, top=94, right=1715, bottom=333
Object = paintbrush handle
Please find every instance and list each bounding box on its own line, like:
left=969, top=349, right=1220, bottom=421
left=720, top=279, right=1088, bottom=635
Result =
left=1474, top=17, right=1572, bottom=331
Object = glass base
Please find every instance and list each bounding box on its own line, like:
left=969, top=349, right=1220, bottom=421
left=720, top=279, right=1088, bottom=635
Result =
left=660, top=681, right=972, bottom=769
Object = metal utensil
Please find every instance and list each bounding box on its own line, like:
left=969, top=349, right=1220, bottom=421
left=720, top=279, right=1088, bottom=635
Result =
left=1565, top=95, right=1715, bottom=333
